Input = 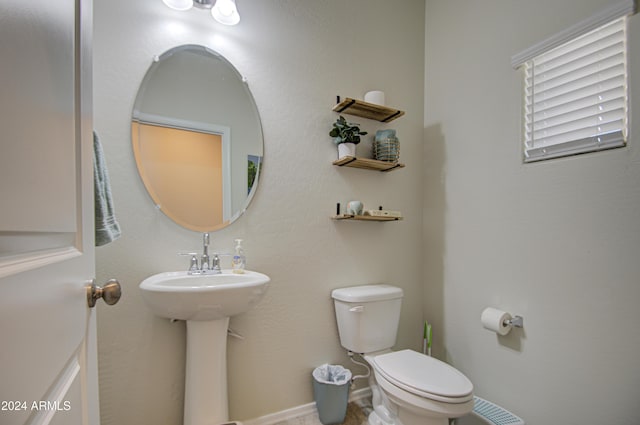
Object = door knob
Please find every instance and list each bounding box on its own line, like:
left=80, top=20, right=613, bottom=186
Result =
left=87, top=279, right=122, bottom=308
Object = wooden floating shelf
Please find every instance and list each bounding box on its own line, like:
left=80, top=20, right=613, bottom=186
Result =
left=332, top=214, right=403, bottom=222
left=333, top=97, right=405, bottom=123
left=333, top=156, right=405, bottom=172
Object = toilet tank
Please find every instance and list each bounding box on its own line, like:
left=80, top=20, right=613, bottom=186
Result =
left=331, top=285, right=403, bottom=354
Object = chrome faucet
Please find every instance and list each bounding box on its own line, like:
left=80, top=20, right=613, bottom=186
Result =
left=201, top=233, right=210, bottom=271
left=182, top=233, right=222, bottom=275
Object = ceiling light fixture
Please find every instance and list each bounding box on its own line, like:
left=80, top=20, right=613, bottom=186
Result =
left=163, top=0, right=193, bottom=11
left=211, top=0, right=240, bottom=26
left=162, top=0, right=240, bottom=25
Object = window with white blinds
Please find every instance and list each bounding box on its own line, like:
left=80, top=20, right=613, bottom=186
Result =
left=518, top=16, right=629, bottom=163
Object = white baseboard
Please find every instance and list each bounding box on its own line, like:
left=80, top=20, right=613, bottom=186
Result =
left=243, top=387, right=371, bottom=425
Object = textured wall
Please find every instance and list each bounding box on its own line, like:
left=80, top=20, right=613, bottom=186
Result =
left=94, top=1, right=425, bottom=424
left=424, top=1, right=640, bottom=424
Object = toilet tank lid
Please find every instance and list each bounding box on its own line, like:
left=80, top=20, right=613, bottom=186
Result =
left=332, top=285, right=403, bottom=302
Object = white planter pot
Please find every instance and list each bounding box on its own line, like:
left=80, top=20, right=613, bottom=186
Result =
left=337, top=143, right=356, bottom=159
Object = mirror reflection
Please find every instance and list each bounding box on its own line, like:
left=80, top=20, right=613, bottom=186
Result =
left=132, top=44, right=263, bottom=232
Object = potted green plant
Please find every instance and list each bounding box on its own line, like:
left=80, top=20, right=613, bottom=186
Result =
left=330, top=115, right=368, bottom=158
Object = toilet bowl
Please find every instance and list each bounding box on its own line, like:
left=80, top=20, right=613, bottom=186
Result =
left=331, top=285, right=474, bottom=425
left=367, top=350, right=474, bottom=425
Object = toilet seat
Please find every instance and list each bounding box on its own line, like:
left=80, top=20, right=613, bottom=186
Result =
left=370, top=349, right=473, bottom=404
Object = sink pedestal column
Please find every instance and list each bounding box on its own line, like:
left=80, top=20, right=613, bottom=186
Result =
left=184, top=317, right=230, bottom=425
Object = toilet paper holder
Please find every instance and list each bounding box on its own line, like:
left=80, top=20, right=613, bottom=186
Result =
left=504, top=315, right=524, bottom=328
left=481, top=307, right=524, bottom=335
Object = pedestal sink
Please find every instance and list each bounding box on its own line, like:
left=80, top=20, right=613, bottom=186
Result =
left=139, top=270, right=270, bottom=425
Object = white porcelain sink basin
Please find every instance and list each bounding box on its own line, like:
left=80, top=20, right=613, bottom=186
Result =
left=139, top=270, right=270, bottom=321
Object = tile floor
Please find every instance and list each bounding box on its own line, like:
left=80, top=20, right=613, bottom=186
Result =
left=273, top=400, right=373, bottom=425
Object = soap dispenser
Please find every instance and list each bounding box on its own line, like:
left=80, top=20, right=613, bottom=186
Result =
left=232, top=239, right=246, bottom=274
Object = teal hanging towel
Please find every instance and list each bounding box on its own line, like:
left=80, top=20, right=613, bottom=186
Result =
left=93, top=131, right=121, bottom=246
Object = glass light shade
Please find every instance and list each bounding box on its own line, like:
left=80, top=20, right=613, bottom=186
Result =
left=163, top=0, right=193, bottom=11
left=211, top=0, right=240, bottom=25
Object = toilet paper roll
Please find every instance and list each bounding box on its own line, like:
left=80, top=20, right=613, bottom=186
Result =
left=364, top=90, right=385, bottom=106
left=481, top=307, right=512, bottom=336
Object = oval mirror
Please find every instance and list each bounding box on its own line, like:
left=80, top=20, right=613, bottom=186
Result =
left=131, top=45, right=263, bottom=232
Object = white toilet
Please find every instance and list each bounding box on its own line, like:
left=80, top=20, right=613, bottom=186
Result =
left=331, top=284, right=474, bottom=425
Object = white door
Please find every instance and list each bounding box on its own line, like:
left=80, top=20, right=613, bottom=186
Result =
left=0, top=1, right=105, bottom=424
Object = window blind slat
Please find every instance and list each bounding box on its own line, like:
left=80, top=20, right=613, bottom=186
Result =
left=533, top=98, right=625, bottom=127
left=524, top=130, right=625, bottom=162
left=522, top=16, right=628, bottom=162
left=525, top=129, right=625, bottom=150
left=533, top=82, right=625, bottom=115
left=533, top=119, right=624, bottom=148
left=534, top=42, right=624, bottom=82
left=533, top=109, right=625, bottom=140
left=532, top=59, right=624, bottom=95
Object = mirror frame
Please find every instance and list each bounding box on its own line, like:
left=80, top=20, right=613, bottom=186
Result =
left=131, top=45, right=264, bottom=232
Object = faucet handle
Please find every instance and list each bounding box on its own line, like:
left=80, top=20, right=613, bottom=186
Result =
left=179, top=252, right=199, bottom=272
left=211, top=253, right=221, bottom=272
